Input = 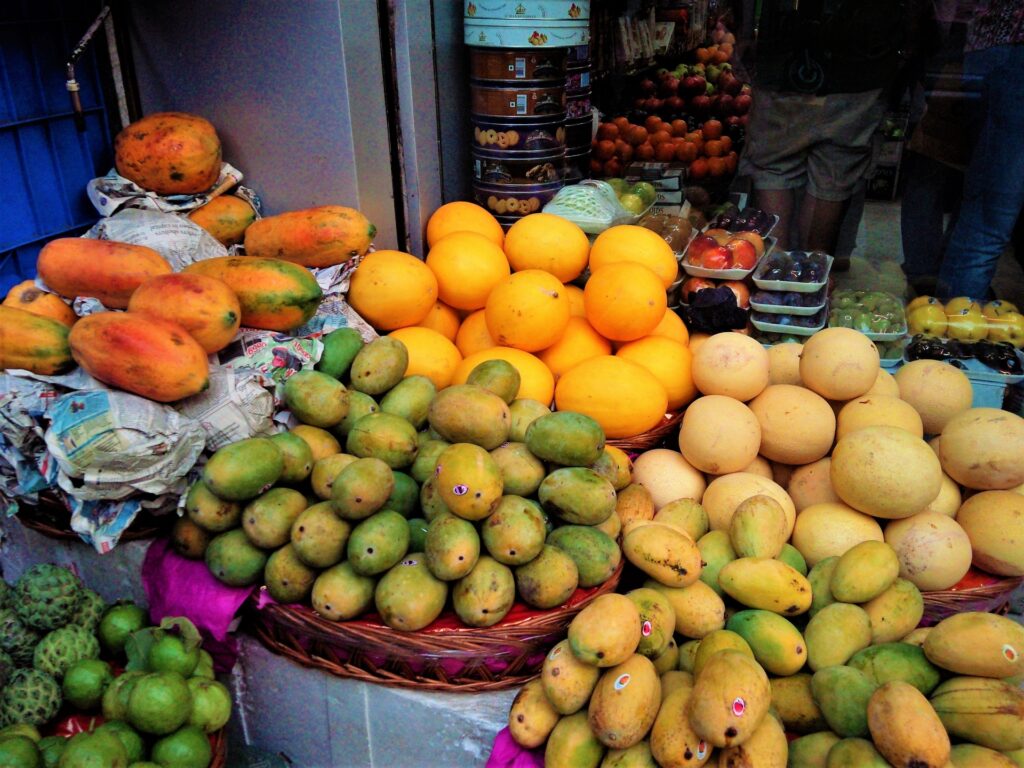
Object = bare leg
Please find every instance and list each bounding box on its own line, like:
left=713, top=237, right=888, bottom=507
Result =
left=754, top=188, right=797, bottom=250
left=799, top=192, right=850, bottom=256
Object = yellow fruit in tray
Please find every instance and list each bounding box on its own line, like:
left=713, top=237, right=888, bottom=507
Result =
left=983, top=299, right=1020, bottom=318
left=986, top=311, right=1024, bottom=347
left=906, top=295, right=942, bottom=312
left=907, top=303, right=948, bottom=337
left=946, top=304, right=990, bottom=341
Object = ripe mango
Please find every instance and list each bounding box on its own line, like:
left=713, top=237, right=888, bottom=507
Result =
left=806, top=557, right=839, bottom=618
left=949, top=744, right=1018, bottom=767
left=591, top=445, right=633, bottom=491
left=658, top=668, right=691, bottom=700
left=626, top=588, right=676, bottom=660
left=205, top=529, right=267, bottom=586
left=515, top=545, right=579, bottom=609
left=330, top=457, right=394, bottom=520
left=202, top=437, right=283, bottom=501
left=374, top=553, right=447, bottom=631
left=594, top=508, right=622, bottom=541
left=653, top=640, right=681, bottom=677
left=547, top=525, right=621, bottom=588
left=347, top=510, right=410, bottom=576
left=716, top=711, right=787, bottom=767
left=346, top=412, right=419, bottom=469
left=729, top=495, right=788, bottom=559
left=311, top=453, right=358, bottom=500
left=332, top=390, right=379, bottom=441
left=242, top=487, right=308, bottom=548
left=526, top=411, right=605, bottom=467
left=788, top=732, right=840, bottom=768
left=349, top=336, right=408, bottom=395
left=490, top=442, right=545, bottom=497
left=543, top=639, right=601, bottom=715
left=825, top=738, right=889, bottom=767
left=316, top=326, right=363, bottom=380
left=453, top=556, right=514, bottom=627
left=647, top=579, right=725, bottom=639
left=726, top=610, right=807, bottom=677
left=692, top=630, right=753, bottom=678
left=436, top=442, right=503, bottom=521
left=862, top=578, right=924, bottom=644
left=508, top=398, right=550, bottom=442
left=930, top=676, right=1024, bottom=752
left=382, top=471, right=418, bottom=518
left=291, top=502, right=350, bottom=568
left=616, top=484, right=656, bottom=529
left=867, top=681, right=950, bottom=768
left=924, top=612, right=1024, bottom=679
left=569, top=594, right=642, bottom=668
left=697, top=531, right=736, bottom=598
left=829, top=540, right=899, bottom=603
left=283, top=370, right=350, bottom=428
left=406, top=517, right=429, bottom=552
left=804, top=603, right=872, bottom=672
left=424, top=514, right=480, bottom=581
left=588, top=655, right=661, bottom=750
left=290, top=424, right=341, bottom=462
left=428, top=384, right=511, bottom=450
left=545, top=712, right=606, bottom=768
left=650, top=686, right=712, bottom=768
left=311, top=562, right=375, bottom=621
left=540, top=467, right=617, bottom=526
left=811, top=666, right=877, bottom=737
left=481, top=495, right=547, bottom=565
left=778, top=543, right=808, bottom=575
left=655, top=499, right=709, bottom=542
left=623, top=523, right=702, bottom=588
left=718, top=558, right=812, bottom=616
left=185, top=480, right=241, bottom=533
left=508, top=678, right=561, bottom=749
left=688, top=650, right=770, bottom=748
left=411, top=438, right=449, bottom=484
left=466, top=359, right=521, bottom=404
left=600, top=741, right=657, bottom=768
left=678, top=640, right=701, bottom=673
left=901, top=627, right=931, bottom=647
left=269, top=432, right=314, bottom=484
left=264, top=544, right=317, bottom=604
left=419, top=475, right=452, bottom=521
left=770, top=674, right=826, bottom=734
left=380, top=375, right=436, bottom=429
left=848, top=643, right=941, bottom=695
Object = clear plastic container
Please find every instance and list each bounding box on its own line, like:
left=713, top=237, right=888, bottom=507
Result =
left=751, top=308, right=828, bottom=336
left=542, top=180, right=650, bottom=233
left=752, top=251, right=832, bottom=293
left=828, top=289, right=907, bottom=340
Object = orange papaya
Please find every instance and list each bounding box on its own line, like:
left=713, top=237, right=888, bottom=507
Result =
left=3, top=280, right=77, bottom=327
left=188, top=194, right=257, bottom=246
left=114, top=112, right=222, bottom=195
left=69, top=313, right=209, bottom=402
left=0, top=305, right=73, bottom=374
left=127, top=273, right=242, bottom=353
left=37, top=238, right=172, bottom=309
left=182, top=256, right=322, bottom=332
left=243, top=205, right=376, bottom=268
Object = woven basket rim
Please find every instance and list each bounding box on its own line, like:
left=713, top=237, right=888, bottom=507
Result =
left=607, top=410, right=683, bottom=452
left=16, top=492, right=172, bottom=543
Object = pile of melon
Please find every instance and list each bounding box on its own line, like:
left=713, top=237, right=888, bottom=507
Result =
left=346, top=203, right=697, bottom=439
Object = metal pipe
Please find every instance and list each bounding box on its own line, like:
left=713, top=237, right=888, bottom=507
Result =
left=66, top=5, right=111, bottom=132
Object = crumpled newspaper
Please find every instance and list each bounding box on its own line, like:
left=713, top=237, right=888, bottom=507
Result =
left=83, top=208, right=227, bottom=270
left=0, top=375, right=64, bottom=511
left=86, top=162, right=247, bottom=217
left=43, top=389, right=206, bottom=501
left=176, top=367, right=275, bottom=451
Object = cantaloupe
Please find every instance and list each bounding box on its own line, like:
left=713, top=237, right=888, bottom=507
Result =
left=691, top=332, right=770, bottom=401
left=895, top=360, right=973, bottom=435
left=799, top=327, right=879, bottom=400
left=939, top=408, right=1024, bottom=490
left=767, top=342, right=802, bottom=386
left=708, top=455, right=773, bottom=481
left=631, top=449, right=706, bottom=510
left=790, top=502, right=884, bottom=566
left=677, top=395, right=761, bottom=475
left=884, top=513, right=973, bottom=591
left=921, top=472, right=961, bottom=517
left=787, top=457, right=840, bottom=512
left=701, top=472, right=796, bottom=537
left=835, top=394, right=924, bottom=440
left=955, top=490, right=1024, bottom=576
left=865, top=368, right=900, bottom=397
left=747, top=384, right=835, bottom=465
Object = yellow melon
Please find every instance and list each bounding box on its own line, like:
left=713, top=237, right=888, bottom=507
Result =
left=426, top=231, right=510, bottom=310
left=707, top=456, right=775, bottom=481
left=894, top=360, right=973, bottom=435
left=538, top=317, right=612, bottom=381
left=426, top=201, right=504, bottom=248
left=692, top=332, right=770, bottom=401
left=589, top=225, right=678, bottom=288
left=866, top=368, right=900, bottom=397
left=615, top=336, right=697, bottom=410
left=921, top=472, right=962, bottom=517
left=938, top=408, right=1024, bottom=490
left=348, top=249, right=438, bottom=331
left=415, top=300, right=461, bottom=341
left=799, top=327, right=880, bottom=400
left=584, top=263, right=668, bottom=343
left=677, top=395, right=761, bottom=474
left=631, top=449, right=707, bottom=509
left=649, top=308, right=689, bottom=346
left=790, top=501, right=884, bottom=566
left=787, top=457, right=840, bottom=512
left=453, top=347, right=555, bottom=405
left=747, top=384, right=835, bottom=465
left=503, top=213, right=590, bottom=282
left=564, top=284, right=587, bottom=318
left=485, top=270, right=570, bottom=352
left=831, top=426, right=943, bottom=519
left=884, top=513, right=973, bottom=590
left=555, top=356, right=668, bottom=439
left=767, top=342, right=803, bottom=386
left=388, top=326, right=463, bottom=389
left=689, top=333, right=710, bottom=356
left=835, top=394, right=924, bottom=440
left=771, top=461, right=795, bottom=488
left=955, top=490, right=1024, bottom=576
left=455, top=310, right=496, bottom=357
left=701, top=472, right=796, bottom=537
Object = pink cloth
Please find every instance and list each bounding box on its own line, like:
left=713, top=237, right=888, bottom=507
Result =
left=485, top=728, right=544, bottom=768
left=141, top=538, right=255, bottom=672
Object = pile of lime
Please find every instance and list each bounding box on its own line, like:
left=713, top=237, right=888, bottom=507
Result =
left=605, top=179, right=657, bottom=215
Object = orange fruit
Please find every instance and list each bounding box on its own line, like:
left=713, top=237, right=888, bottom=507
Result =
left=388, top=327, right=463, bottom=389
left=564, top=284, right=586, bottom=317
left=453, top=347, right=555, bottom=405
left=616, top=336, right=697, bottom=410
left=627, top=125, right=649, bottom=146
left=584, top=262, right=668, bottom=342
left=704, top=139, right=724, bottom=157
left=707, top=157, right=727, bottom=177
left=649, top=307, right=690, bottom=345
left=589, top=225, right=678, bottom=288
left=650, top=130, right=673, bottom=146
left=425, top=231, right=510, bottom=310
left=426, top=201, right=504, bottom=248
left=503, top=213, right=590, bottom=282
left=635, top=143, right=655, bottom=161
left=689, top=158, right=709, bottom=180
left=654, top=142, right=676, bottom=162
left=644, top=116, right=664, bottom=133
left=555, top=356, right=668, bottom=438
left=485, top=270, right=571, bottom=352
left=538, top=316, right=613, bottom=380
left=415, top=300, right=461, bottom=341
left=348, top=249, right=438, bottom=331
left=455, top=309, right=496, bottom=357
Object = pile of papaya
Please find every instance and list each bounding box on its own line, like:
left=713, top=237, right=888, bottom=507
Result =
left=173, top=330, right=629, bottom=630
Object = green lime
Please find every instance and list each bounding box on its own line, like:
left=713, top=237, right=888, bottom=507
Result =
left=37, top=735, right=66, bottom=768
left=186, top=679, right=232, bottom=733
left=150, top=725, right=212, bottom=768
left=0, top=736, right=41, bottom=768
left=98, top=604, right=148, bottom=657
left=127, top=672, right=192, bottom=736
left=630, top=181, right=657, bottom=207
left=102, top=671, right=145, bottom=722
left=191, top=650, right=215, bottom=681
left=57, top=730, right=128, bottom=768
left=62, top=659, right=114, bottom=710
left=618, top=193, right=647, bottom=215
left=93, top=722, right=145, bottom=764
left=0, top=724, right=41, bottom=742
left=147, top=634, right=199, bottom=677
left=605, top=178, right=629, bottom=196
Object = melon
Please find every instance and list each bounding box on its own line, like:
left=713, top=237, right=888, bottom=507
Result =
left=708, top=455, right=773, bottom=481
left=939, top=408, right=1024, bottom=490
left=835, top=394, right=924, bottom=440
left=790, top=502, right=884, bottom=566
left=747, top=384, right=835, bottom=465
left=631, top=449, right=706, bottom=510
left=799, top=327, right=879, bottom=401
left=770, top=461, right=795, bottom=488
left=677, top=395, right=761, bottom=475
left=831, top=426, right=942, bottom=519
left=921, top=472, right=961, bottom=517
left=691, top=332, right=770, bottom=401
left=767, top=342, right=802, bottom=386
left=955, top=490, right=1024, bottom=576
left=787, top=457, right=840, bottom=512
left=895, top=360, right=973, bottom=435
left=555, top=356, right=667, bottom=439
left=865, top=368, right=900, bottom=397
left=701, top=472, right=796, bottom=537
left=884, top=513, right=973, bottom=591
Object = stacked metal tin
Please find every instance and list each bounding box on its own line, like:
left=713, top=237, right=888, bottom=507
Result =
left=464, top=1, right=591, bottom=226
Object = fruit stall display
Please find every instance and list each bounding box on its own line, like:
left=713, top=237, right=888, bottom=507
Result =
left=0, top=565, right=231, bottom=768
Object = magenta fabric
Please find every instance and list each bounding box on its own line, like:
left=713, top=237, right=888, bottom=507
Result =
left=141, top=538, right=255, bottom=672
left=486, top=728, right=544, bottom=768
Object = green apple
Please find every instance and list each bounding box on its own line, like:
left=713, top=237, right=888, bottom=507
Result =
left=618, top=193, right=647, bottom=215
left=630, top=182, right=656, bottom=207
left=606, top=178, right=629, bottom=196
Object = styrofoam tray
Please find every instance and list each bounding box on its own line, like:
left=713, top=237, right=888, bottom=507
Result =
left=902, top=347, right=1024, bottom=384
left=751, top=308, right=827, bottom=336
left=706, top=212, right=780, bottom=239
left=681, top=236, right=777, bottom=280
left=753, top=253, right=833, bottom=293
left=750, top=288, right=827, bottom=316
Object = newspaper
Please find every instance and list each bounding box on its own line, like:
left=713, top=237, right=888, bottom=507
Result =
left=43, top=389, right=206, bottom=501
left=0, top=375, right=64, bottom=510
left=86, top=162, right=245, bottom=217
left=218, top=331, right=323, bottom=390
left=83, top=208, right=228, bottom=270
left=176, top=367, right=275, bottom=450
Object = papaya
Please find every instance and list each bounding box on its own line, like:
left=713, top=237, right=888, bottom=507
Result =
left=526, top=411, right=605, bottom=467
left=0, top=305, right=73, bottom=374
left=514, top=545, right=579, bottom=609
left=540, top=467, right=617, bottom=526
left=588, top=654, right=661, bottom=749
left=866, top=681, right=950, bottom=768
left=546, top=712, right=606, bottom=768
left=127, top=273, right=241, bottom=353
left=114, top=112, right=221, bottom=194
left=2, top=280, right=77, bottom=327
left=726, top=610, right=806, bottom=677
left=569, top=594, right=642, bottom=668
left=508, top=678, right=561, bottom=749
left=770, top=674, right=826, bottom=734
left=38, top=237, right=172, bottom=309
left=283, top=370, right=350, bottom=428
left=244, top=205, right=375, bottom=268
left=924, top=612, right=1024, bottom=679
left=716, top=711, right=788, bottom=767
left=453, top=556, right=515, bottom=627
left=803, top=603, right=872, bottom=671
left=930, top=677, right=1024, bottom=752
left=688, top=650, right=770, bottom=748
left=543, top=639, right=602, bottom=715
left=374, top=553, right=447, bottom=631
left=847, top=643, right=941, bottom=695
left=490, top=443, right=546, bottom=498
left=187, top=194, right=256, bottom=246
left=650, top=686, right=713, bottom=768
left=68, top=312, right=209, bottom=401
left=718, top=558, right=812, bottom=616
left=623, top=523, right=702, bottom=588
left=202, top=437, right=284, bottom=501
left=311, top=562, right=375, bottom=621
left=183, top=256, right=322, bottom=331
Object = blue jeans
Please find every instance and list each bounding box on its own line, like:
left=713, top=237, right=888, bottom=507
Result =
left=937, top=44, right=1024, bottom=299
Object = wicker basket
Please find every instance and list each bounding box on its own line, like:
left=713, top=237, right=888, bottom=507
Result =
left=248, top=561, right=624, bottom=692
left=210, top=728, right=228, bottom=768
left=16, top=492, right=172, bottom=543
left=920, top=570, right=1023, bottom=625
left=607, top=411, right=684, bottom=453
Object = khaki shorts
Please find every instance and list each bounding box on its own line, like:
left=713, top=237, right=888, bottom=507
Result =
left=739, top=88, right=885, bottom=201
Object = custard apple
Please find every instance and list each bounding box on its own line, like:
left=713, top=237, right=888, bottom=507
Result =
left=0, top=668, right=61, bottom=727
left=70, top=589, right=107, bottom=633
left=0, top=650, right=11, bottom=689
left=0, top=608, right=41, bottom=666
left=33, top=625, right=100, bottom=679
left=14, top=564, right=82, bottom=631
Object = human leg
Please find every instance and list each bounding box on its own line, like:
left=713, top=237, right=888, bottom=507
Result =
left=754, top=188, right=797, bottom=249
left=798, top=193, right=850, bottom=255
left=901, top=150, right=953, bottom=282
